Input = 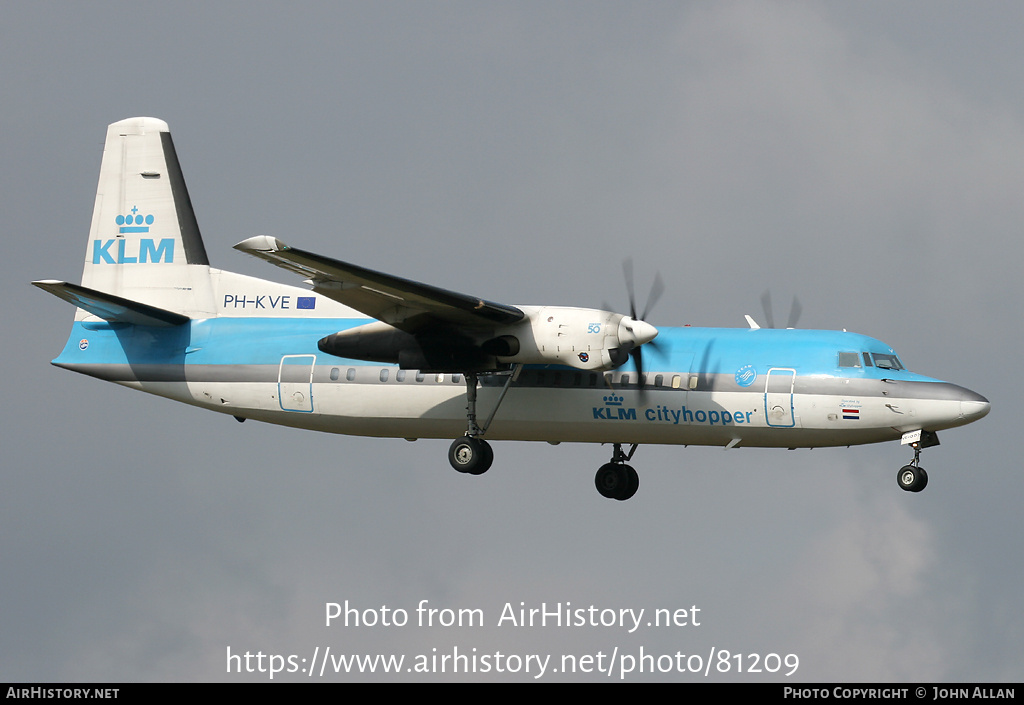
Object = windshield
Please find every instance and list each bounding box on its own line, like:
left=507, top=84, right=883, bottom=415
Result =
left=872, top=353, right=904, bottom=370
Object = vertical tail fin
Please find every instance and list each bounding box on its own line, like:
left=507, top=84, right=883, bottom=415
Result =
left=80, top=117, right=215, bottom=317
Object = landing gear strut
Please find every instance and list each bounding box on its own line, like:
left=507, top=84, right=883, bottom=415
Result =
left=897, top=433, right=935, bottom=492
left=447, top=368, right=519, bottom=477
left=595, top=443, right=640, bottom=501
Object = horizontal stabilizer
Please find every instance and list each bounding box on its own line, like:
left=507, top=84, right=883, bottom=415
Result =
left=32, top=280, right=190, bottom=327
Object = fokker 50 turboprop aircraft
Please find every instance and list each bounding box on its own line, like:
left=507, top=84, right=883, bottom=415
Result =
left=35, top=117, right=990, bottom=500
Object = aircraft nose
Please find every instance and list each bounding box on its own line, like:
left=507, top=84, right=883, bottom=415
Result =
left=960, top=388, right=991, bottom=422
left=620, top=318, right=659, bottom=346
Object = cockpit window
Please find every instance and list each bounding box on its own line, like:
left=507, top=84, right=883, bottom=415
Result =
left=872, top=353, right=904, bottom=370
left=838, top=352, right=861, bottom=368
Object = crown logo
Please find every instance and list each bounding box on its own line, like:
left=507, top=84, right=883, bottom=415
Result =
left=603, top=395, right=623, bottom=406
left=116, top=206, right=154, bottom=233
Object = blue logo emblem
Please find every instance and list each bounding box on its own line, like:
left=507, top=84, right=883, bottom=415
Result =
left=578, top=352, right=589, bottom=363
left=116, top=206, right=154, bottom=234
left=735, top=365, right=757, bottom=387
left=79, top=339, right=89, bottom=350
left=296, top=297, right=316, bottom=310
left=593, top=394, right=635, bottom=420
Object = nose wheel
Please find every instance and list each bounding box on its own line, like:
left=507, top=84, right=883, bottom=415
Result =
left=897, top=463, right=928, bottom=492
left=897, top=438, right=930, bottom=492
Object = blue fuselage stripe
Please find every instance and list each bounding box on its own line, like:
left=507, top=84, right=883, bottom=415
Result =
left=56, top=318, right=941, bottom=384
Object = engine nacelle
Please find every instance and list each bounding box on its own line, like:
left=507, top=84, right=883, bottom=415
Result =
left=492, top=306, right=657, bottom=371
left=316, top=306, right=657, bottom=373
left=318, top=322, right=498, bottom=372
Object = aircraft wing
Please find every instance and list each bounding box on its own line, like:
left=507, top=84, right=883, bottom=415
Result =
left=233, top=236, right=525, bottom=332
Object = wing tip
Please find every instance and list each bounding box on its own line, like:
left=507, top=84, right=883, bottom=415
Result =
left=234, top=235, right=287, bottom=253
left=108, top=116, right=170, bottom=134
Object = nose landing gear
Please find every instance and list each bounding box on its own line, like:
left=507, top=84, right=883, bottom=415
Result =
left=897, top=431, right=937, bottom=492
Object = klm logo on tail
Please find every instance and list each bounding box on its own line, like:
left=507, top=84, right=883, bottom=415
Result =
left=93, top=209, right=174, bottom=264
left=93, top=238, right=174, bottom=264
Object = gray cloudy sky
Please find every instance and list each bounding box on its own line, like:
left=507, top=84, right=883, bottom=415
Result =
left=2, top=1, right=1020, bottom=682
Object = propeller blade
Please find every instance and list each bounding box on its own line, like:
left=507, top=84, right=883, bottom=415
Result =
left=622, top=258, right=638, bottom=320
left=786, top=296, right=802, bottom=329
left=760, top=290, right=802, bottom=329
left=617, top=258, right=662, bottom=401
left=760, top=290, right=775, bottom=329
left=641, top=272, right=664, bottom=321
left=623, top=258, right=663, bottom=322
left=631, top=345, right=647, bottom=401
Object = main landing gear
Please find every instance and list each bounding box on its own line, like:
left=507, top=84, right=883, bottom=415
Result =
left=594, top=443, right=640, bottom=501
left=897, top=431, right=938, bottom=493
left=445, top=371, right=642, bottom=500
left=447, top=369, right=517, bottom=477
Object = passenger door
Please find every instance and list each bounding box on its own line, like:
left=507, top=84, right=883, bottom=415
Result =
left=278, top=354, right=315, bottom=412
left=764, top=367, right=796, bottom=428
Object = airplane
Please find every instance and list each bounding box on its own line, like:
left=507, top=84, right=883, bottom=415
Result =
left=34, top=117, right=991, bottom=501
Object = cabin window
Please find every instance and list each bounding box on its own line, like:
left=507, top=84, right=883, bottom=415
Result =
left=330, top=367, right=340, bottom=381
left=452, top=374, right=462, bottom=384
left=655, top=374, right=664, bottom=387
left=838, top=352, right=861, bottom=368
left=379, top=369, right=389, bottom=382
left=573, top=372, right=582, bottom=387
left=621, top=374, right=630, bottom=386
left=671, top=375, right=682, bottom=389
left=346, top=368, right=356, bottom=381
left=436, top=373, right=445, bottom=383
left=872, top=353, right=904, bottom=370
left=396, top=370, right=406, bottom=382
left=588, top=373, right=598, bottom=387
left=415, top=371, right=425, bottom=383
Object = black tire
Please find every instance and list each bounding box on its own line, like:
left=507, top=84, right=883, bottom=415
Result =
left=595, top=463, right=638, bottom=500
left=620, top=465, right=639, bottom=501
left=595, top=463, right=624, bottom=498
left=449, top=436, right=492, bottom=475
left=467, top=439, right=493, bottom=476
left=912, top=467, right=928, bottom=492
left=897, top=464, right=927, bottom=492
